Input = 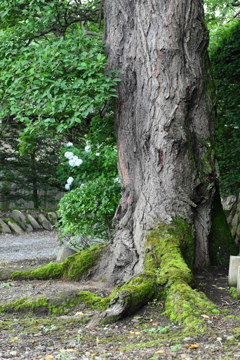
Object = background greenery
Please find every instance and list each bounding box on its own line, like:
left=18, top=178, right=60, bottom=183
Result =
left=0, top=0, right=239, bottom=245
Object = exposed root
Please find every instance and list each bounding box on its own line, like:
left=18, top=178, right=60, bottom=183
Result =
left=1, top=220, right=220, bottom=331
left=9, top=244, right=105, bottom=281
left=89, top=220, right=219, bottom=329
left=88, top=273, right=157, bottom=327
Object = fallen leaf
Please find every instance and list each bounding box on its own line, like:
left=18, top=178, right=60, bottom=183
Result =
left=44, top=356, right=54, bottom=360
left=91, top=354, right=97, bottom=357
left=74, top=311, right=84, bottom=316
left=10, top=338, right=19, bottom=342
left=201, top=314, right=210, bottom=319
left=187, top=344, right=200, bottom=349
left=128, top=331, right=141, bottom=335
left=155, top=350, right=165, bottom=354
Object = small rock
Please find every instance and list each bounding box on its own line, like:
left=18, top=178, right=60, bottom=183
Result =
left=37, top=214, right=53, bottom=231
left=183, top=337, right=194, bottom=342
left=10, top=351, right=18, bottom=357
left=47, top=212, right=58, bottom=225
left=11, top=210, right=33, bottom=232
left=7, top=221, right=24, bottom=235
left=65, top=339, right=78, bottom=347
left=222, top=195, right=237, bottom=212
left=226, top=335, right=235, bottom=341
left=56, top=245, right=77, bottom=262
left=0, top=219, right=12, bottom=233
left=131, top=318, right=140, bottom=323
left=180, top=355, right=192, bottom=360
left=26, top=214, right=42, bottom=230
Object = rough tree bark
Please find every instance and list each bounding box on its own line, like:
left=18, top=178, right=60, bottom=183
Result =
left=6, top=0, right=237, bottom=329
left=94, top=0, right=237, bottom=284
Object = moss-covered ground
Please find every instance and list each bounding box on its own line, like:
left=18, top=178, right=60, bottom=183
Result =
left=1, top=278, right=240, bottom=360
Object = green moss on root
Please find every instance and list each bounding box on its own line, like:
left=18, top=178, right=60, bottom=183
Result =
left=144, top=220, right=218, bottom=330
left=7, top=219, right=219, bottom=330
left=76, top=291, right=109, bottom=310
left=144, top=220, right=194, bottom=286
left=165, top=281, right=219, bottom=330
left=109, top=273, right=157, bottom=314
left=10, top=244, right=105, bottom=281
left=0, top=290, right=108, bottom=315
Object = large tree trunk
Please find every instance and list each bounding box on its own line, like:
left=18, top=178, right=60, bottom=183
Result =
left=2, top=0, right=237, bottom=330
left=97, top=0, right=229, bottom=284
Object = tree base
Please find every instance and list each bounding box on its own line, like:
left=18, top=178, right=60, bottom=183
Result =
left=4, top=219, right=220, bottom=331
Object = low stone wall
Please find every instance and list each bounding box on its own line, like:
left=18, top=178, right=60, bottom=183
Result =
left=0, top=210, right=58, bottom=235
left=1, top=195, right=239, bottom=241
left=222, top=194, right=240, bottom=246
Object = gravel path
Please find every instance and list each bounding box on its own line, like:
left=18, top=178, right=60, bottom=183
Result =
left=0, top=231, right=59, bottom=265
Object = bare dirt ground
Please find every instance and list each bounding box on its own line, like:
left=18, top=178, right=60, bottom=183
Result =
left=0, top=231, right=240, bottom=360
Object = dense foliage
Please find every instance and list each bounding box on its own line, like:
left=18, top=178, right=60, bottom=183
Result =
left=0, top=0, right=120, bottom=241
left=210, top=19, right=240, bottom=195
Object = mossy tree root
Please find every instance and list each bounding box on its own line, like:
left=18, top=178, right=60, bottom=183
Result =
left=89, top=220, right=219, bottom=329
left=6, top=220, right=219, bottom=330
left=9, top=244, right=105, bottom=281
left=88, top=273, right=157, bottom=327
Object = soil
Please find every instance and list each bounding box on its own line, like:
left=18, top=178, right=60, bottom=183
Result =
left=0, top=231, right=240, bottom=360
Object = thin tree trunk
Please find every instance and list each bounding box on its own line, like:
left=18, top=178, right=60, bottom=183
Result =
left=31, top=152, right=39, bottom=209
left=98, top=0, right=220, bottom=283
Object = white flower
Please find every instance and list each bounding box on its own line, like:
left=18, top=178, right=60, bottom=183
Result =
left=67, top=177, right=74, bottom=185
left=84, top=145, right=91, bottom=153
left=66, top=142, right=74, bottom=147
left=64, top=151, right=74, bottom=160
left=95, top=152, right=100, bottom=156
left=69, top=159, right=76, bottom=167
left=75, top=158, right=83, bottom=166
left=69, top=156, right=83, bottom=167
left=65, top=183, right=70, bottom=190
left=114, top=177, right=120, bottom=183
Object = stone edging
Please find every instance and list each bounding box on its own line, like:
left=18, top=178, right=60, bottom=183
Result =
left=0, top=210, right=58, bottom=235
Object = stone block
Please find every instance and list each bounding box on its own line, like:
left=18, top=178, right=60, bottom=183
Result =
left=7, top=220, right=24, bottom=235
left=228, top=256, right=240, bottom=286
left=56, top=245, right=77, bottom=262
left=222, top=195, right=237, bottom=212
left=47, top=212, right=58, bottom=225
left=11, top=210, right=33, bottom=232
left=26, top=214, right=42, bottom=230
left=237, top=266, right=240, bottom=297
left=0, top=219, right=12, bottom=234
left=37, top=214, right=52, bottom=231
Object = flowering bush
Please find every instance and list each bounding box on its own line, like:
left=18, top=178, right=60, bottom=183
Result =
left=58, top=176, right=120, bottom=248
left=58, top=140, right=121, bottom=248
